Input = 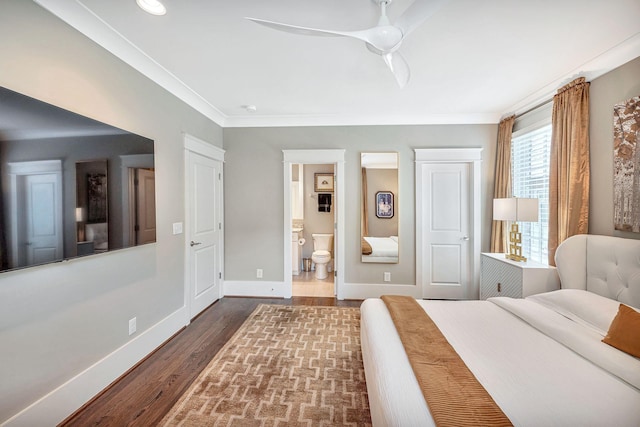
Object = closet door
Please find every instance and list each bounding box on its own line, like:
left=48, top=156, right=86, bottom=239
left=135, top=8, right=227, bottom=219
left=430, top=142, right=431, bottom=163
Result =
left=184, top=134, right=225, bottom=320
left=415, top=149, right=482, bottom=300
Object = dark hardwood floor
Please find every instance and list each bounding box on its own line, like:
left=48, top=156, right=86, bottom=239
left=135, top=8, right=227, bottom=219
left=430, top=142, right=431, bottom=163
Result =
left=60, top=297, right=362, bottom=427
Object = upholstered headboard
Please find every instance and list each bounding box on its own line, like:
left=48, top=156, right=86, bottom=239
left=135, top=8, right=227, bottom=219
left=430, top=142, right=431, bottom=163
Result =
left=555, top=234, right=640, bottom=308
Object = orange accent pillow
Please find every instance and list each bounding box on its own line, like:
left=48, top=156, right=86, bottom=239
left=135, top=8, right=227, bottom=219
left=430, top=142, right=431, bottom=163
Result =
left=602, top=304, right=640, bottom=358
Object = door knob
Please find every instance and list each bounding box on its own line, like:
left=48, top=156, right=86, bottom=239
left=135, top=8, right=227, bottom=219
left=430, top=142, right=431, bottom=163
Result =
left=461, top=236, right=470, bottom=241
left=190, top=241, right=202, bottom=247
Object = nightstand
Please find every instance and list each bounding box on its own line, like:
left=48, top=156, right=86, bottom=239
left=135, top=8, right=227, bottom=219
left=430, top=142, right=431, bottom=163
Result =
left=480, top=253, right=560, bottom=300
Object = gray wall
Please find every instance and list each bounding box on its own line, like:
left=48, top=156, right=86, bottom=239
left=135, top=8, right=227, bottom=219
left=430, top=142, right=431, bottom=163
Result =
left=590, top=56, right=640, bottom=238
left=0, top=0, right=222, bottom=421
left=223, top=125, right=498, bottom=286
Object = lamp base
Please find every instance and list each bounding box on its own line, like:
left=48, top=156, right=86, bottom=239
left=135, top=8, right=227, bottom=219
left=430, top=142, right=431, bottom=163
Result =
left=506, top=222, right=527, bottom=262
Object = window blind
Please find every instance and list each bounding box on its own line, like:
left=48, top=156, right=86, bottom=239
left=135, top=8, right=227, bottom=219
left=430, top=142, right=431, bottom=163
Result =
left=511, top=124, right=552, bottom=264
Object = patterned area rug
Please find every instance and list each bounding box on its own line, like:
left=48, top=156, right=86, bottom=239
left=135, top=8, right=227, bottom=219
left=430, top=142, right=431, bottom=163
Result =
left=161, top=304, right=371, bottom=426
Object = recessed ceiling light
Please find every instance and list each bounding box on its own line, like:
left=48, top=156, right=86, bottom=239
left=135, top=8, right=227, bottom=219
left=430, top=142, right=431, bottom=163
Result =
left=136, top=0, right=166, bottom=16
left=242, top=105, right=258, bottom=113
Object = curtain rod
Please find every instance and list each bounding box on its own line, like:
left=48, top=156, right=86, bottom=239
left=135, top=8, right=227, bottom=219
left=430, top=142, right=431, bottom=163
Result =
left=515, top=98, right=553, bottom=119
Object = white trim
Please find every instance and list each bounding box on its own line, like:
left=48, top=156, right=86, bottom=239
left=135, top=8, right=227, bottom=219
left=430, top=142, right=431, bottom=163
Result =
left=223, top=280, right=286, bottom=298
left=31, top=2, right=640, bottom=128
left=282, top=150, right=346, bottom=299
left=340, top=283, right=421, bottom=300
left=509, top=32, right=640, bottom=117
left=414, top=148, right=483, bottom=162
left=183, top=134, right=225, bottom=161
left=415, top=148, right=483, bottom=299
left=512, top=118, right=552, bottom=139
left=224, top=113, right=500, bottom=128
left=34, top=0, right=227, bottom=127
left=2, top=306, right=187, bottom=427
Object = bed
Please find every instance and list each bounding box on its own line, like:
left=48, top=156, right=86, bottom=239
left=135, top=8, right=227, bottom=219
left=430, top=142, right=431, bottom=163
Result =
left=361, top=234, right=640, bottom=426
left=362, top=236, right=398, bottom=263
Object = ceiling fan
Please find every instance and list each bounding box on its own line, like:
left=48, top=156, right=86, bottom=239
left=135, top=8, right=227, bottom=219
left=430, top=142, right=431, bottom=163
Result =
left=246, top=0, right=447, bottom=88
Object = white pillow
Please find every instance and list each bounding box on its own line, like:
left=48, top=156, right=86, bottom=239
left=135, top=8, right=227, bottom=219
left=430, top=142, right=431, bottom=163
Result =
left=526, top=289, right=624, bottom=336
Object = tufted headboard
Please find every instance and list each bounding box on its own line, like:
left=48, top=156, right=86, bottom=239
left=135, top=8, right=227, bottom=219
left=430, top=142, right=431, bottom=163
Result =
left=555, top=234, right=640, bottom=309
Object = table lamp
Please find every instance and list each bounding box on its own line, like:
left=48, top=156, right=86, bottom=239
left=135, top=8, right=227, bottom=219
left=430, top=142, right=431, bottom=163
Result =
left=493, top=198, right=539, bottom=262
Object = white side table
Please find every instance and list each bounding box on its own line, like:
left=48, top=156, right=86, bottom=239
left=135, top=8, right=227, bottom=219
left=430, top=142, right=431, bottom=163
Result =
left=480, top=253, right=560, bottom=300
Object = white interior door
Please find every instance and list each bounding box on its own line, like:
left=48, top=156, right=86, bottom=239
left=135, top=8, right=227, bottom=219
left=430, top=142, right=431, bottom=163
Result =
left=23, top=173, right=63, bottom=266
left=416, top=148, right=482, bottom=300
left=420, top=162, right=471, bottom=299
left=135, top=168, right=156, bottom=245
left=186, top=150, right=223, bottom=319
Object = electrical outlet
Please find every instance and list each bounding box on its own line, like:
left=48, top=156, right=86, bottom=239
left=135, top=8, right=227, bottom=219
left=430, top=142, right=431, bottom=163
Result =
left=128, top=317, right=137, bottom=335
left=384, top=272, right=391, bottom=282
left=256, top=268, right=263, bottom=279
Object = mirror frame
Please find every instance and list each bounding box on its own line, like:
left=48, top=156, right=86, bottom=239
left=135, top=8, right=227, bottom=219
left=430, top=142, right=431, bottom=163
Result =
left=360, top=152, right=399, bottom=263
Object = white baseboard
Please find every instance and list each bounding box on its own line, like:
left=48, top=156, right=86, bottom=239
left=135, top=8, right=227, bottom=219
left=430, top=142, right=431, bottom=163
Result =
left=222, top=280, right=419, bottom=300
left=223, top=280, right=285, bottom=298
left=2, top=307, right=188, bottom=427
left=340, top=282, right=421, bottom=300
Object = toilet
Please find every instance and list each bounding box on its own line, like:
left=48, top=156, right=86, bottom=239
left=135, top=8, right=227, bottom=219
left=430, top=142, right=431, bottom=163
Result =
left=311, top=233, right=333, bottom=280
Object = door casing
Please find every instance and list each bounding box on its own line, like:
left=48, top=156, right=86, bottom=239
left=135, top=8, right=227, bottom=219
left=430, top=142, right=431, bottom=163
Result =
left=415, top=148, right=482, bottom=300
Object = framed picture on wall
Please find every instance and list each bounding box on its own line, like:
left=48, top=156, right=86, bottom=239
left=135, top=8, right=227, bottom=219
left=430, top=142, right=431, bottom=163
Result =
left=376, top=191, right=394, bottom=218
left=314, top=173, right=334, bottom=192
left=87, top=173, right=107, bottom=223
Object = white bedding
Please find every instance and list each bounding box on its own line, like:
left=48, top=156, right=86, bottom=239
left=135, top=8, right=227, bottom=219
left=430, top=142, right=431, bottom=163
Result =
left=362, top=236, right=398, bottom=263
left=361, top=294, right=640, bottom=427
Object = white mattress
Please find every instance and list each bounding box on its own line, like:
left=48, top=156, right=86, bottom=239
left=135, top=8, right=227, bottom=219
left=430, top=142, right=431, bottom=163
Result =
left=361, top=296, right=640, bottom=427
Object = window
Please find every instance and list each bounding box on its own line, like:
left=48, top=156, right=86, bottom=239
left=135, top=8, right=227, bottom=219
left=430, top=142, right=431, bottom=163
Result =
left=511, top=123, right=552, bottom=264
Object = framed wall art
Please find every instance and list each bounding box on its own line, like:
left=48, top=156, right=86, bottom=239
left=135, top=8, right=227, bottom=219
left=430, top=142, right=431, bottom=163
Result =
left=87, top=173, right=108, bottom=223
left=613, top=95, right=640, bottom=232
left=314, top=173, right=334, bottom=192
left=376, top=191, right=394, bottom=218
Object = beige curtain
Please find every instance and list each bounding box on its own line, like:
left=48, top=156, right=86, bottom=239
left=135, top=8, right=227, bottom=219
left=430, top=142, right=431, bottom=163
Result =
left=361, top=167, right=369, bottom=237
left=548, top=77, right=590, bottom=265
left=490, top=115, right=515, bottom=253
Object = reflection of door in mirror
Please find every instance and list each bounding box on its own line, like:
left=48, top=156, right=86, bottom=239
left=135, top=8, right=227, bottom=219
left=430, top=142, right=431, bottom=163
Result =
left=361, top=152, right=399, bottom=263
left=134, top=168, right=156, bottom=245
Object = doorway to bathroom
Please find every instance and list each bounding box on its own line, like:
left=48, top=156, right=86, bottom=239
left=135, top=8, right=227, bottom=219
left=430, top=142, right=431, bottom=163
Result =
left=291, top=163, right=335, bottom=297
left=282, top=150, right=345, bottom=299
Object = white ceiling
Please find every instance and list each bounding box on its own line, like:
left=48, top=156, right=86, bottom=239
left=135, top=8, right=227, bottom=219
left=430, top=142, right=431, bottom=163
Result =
left=34, top=0, right=640, bottom=128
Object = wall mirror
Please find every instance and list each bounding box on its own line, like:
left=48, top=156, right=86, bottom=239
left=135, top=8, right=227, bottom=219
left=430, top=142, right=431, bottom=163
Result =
left=361, top=152, right=398, bottom=263
left=0, top=85, right=156, bottom=272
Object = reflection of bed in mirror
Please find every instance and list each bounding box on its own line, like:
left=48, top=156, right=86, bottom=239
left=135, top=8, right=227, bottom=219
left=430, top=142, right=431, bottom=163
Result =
left=85, top=223, right=109, bottom=253
left=362, top=236, right=398, bottom=263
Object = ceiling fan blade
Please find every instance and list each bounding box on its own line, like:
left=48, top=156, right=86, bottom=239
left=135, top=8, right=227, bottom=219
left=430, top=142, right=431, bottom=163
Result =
left=394, top=0, right=448, bottom=37
left=246, top=17, right=373, bottom=44
left=383, top=52, right=410, bottom=88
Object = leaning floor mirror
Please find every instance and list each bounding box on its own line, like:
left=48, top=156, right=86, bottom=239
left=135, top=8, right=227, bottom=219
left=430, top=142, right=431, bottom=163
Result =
left=361, top=152, right=399, bottom=263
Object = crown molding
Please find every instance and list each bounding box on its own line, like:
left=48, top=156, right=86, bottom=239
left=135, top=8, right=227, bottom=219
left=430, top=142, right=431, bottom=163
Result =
left=223, top=112, right=501, bottom=128
left=34, top=0, right=228, bottom=126
left=32, top=1, right=640, bottom=128
left=508, top=32, right=640, bottom=117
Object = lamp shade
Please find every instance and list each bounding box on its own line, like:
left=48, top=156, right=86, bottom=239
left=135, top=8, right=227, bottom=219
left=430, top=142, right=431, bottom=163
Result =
left=493, top=198, right=539, bottom=222
left=75, top=207, right=85, bottom=222
left=493, top=198, right=516, bottom=221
